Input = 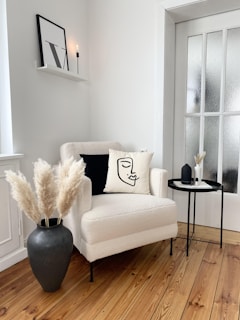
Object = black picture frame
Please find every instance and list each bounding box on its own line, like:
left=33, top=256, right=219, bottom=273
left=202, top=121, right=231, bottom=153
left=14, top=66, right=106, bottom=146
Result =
left=36, top=14, right=69, bottom=71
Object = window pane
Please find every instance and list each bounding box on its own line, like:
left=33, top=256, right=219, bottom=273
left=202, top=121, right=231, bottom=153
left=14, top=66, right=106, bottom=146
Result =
left=223, top=116, right=240, bottom=193
left=185, top=117, right=200, bottom=168
left=203, top=117, right=219, bottom=180
left=205, top=31, right=222, bottom=112
left=187, top=35, right=202, bottom=113
left=225, top=28, right=240, bottom=112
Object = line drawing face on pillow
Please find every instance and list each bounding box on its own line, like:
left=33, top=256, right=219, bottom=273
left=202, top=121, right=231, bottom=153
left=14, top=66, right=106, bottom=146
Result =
left=117, top=157, right=139, bottom=186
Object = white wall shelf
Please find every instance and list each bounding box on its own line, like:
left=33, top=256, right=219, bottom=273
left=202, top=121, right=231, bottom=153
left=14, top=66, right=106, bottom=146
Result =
left=37, top=64, right=86, bottom=82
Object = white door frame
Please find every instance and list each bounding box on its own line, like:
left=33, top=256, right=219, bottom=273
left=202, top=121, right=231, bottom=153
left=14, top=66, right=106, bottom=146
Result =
left=159, top=0, right=240, bottom=178
left=159, top=1, right=240, bottom=231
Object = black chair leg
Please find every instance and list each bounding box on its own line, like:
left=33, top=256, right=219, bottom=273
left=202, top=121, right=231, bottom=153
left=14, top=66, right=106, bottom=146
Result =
left=170, top=238, right=173, bottom=256
left=90, top=262, right=94, bottom=282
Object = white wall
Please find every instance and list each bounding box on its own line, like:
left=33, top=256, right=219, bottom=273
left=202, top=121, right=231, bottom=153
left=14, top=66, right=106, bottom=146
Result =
left=88, top=0, right=167, bottom=167
left=5, top=0, right=174, bottom=239
left=6, top=0, right=90, bottom=237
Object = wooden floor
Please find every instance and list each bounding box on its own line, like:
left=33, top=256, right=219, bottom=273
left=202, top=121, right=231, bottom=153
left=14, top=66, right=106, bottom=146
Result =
left=1, top=223, right=240, bottom=320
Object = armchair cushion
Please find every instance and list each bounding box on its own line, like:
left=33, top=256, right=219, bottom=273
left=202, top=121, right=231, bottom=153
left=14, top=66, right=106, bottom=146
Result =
left=81, top=194, right=176, bottom=244
left=80, top=193, right=177, bottom=262
left=104, top=149, right=153, bottom=194
left=80, top=154, right=109, bottom=195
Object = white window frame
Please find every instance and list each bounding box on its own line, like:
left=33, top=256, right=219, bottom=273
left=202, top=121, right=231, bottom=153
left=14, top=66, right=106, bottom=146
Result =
left=0, top=0, right=13, bottom=154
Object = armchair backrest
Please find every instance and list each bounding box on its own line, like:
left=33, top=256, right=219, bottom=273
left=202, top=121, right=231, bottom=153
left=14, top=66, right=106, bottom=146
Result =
left=60, top=141, right=123, bottom=162
left=60, top=141, right=168, bottom=198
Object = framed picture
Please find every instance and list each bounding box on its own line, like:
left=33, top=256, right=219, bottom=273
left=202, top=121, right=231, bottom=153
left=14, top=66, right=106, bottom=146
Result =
left=36, top=14, right=69, bottom=71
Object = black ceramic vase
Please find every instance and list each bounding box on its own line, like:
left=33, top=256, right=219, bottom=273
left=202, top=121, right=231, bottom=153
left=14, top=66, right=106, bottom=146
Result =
left=27, top=218, right=73, bottom=292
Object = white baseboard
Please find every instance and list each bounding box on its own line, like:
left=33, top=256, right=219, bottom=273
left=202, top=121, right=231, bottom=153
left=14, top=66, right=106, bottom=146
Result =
left=0, top=248, right=28, bottom=272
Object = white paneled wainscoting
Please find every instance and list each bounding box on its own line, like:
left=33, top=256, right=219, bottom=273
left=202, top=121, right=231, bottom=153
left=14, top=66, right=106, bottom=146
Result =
left=0, top=154, right=27, bottom=271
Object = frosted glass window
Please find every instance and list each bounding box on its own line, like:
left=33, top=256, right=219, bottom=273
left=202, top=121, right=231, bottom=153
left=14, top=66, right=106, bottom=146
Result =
left=184, top=26, right=240, bottom=194
left=187, top=35, right=202, bottom=113
left=205, top=32, right=222, bottom=112
left=203, top=117, right=219, bottom=180
left=185, top=117, right=200, bottom=167
left=222, top=116, right=240, bottom=193
left=225, top=28, right=240, bottom=112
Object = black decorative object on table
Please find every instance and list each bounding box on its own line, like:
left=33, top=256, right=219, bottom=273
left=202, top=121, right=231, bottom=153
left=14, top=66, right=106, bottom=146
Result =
left=27, top=218, right=73, bottom=292
left=181, top=164, right=192, bottom=184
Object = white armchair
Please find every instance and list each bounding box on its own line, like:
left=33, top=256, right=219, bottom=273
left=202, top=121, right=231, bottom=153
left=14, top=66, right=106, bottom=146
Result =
left=60, top=141, right=178, bottom=281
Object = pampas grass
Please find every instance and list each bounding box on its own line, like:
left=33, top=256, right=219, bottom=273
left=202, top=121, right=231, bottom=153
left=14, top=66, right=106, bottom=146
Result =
left=33, top=159, right=57, bottom=227
left=5, top=157, right=85, bottom=226
left=5, top=171, right=41, bottom=224
left=194, top=151, right=206, bottom=165
left=56, top=157, right=85, bottom=224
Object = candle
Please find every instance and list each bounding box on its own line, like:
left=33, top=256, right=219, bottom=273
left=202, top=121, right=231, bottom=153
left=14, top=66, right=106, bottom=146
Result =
left=76, top=44, right=79, bottom=73
left=76, top=45, right=79, bottom=58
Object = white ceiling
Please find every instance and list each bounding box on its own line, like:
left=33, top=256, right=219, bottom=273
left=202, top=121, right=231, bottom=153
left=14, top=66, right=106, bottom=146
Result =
left=161, top=0, right=240, bottom=23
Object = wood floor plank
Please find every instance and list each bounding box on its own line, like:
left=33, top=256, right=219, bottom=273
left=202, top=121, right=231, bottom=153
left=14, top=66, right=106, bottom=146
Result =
left=111, top=238, right=187, bottom=320
left=89, top=240, right=179, bottom=320
left=35, top=245, right=152, bottom=319
left=211, top=244, right=240, bottom=320
left=181, top=243, right=224, bottom=320
left=0, top=268, right=35, bottom=304
left=54, top=242, right=171, bottom=320
left=87, top=242, right=167, bottom=320
left=1, top=226, right=240, bottom=320
left=178, top=222, right=240, bottom=245
left=151, top=239, right=208, bottom=320
left=0, top=250, right=89, bottom=319
left=0, top=258, right=30, bottom=290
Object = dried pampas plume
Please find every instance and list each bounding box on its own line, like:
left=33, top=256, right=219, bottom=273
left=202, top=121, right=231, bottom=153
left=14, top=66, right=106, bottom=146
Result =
left=5, top=170, right=41, bottom=224
left=33, top=159, right=57, bottom=227
left=194, top=151, right=206, bottom=165
left=5, top=157, right=85, bottom=226
left=56, top=157, right=85, bottom=224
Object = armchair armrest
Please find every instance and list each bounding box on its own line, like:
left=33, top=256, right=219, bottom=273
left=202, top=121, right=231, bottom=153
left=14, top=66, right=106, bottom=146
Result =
left=149, top=168, right=168, bottom=198
left=75, top=175, right=92, bottom=214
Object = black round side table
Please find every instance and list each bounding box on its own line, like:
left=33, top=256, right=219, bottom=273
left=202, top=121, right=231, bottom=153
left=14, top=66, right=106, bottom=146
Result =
left=168, top=179, right=224, bottom=256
